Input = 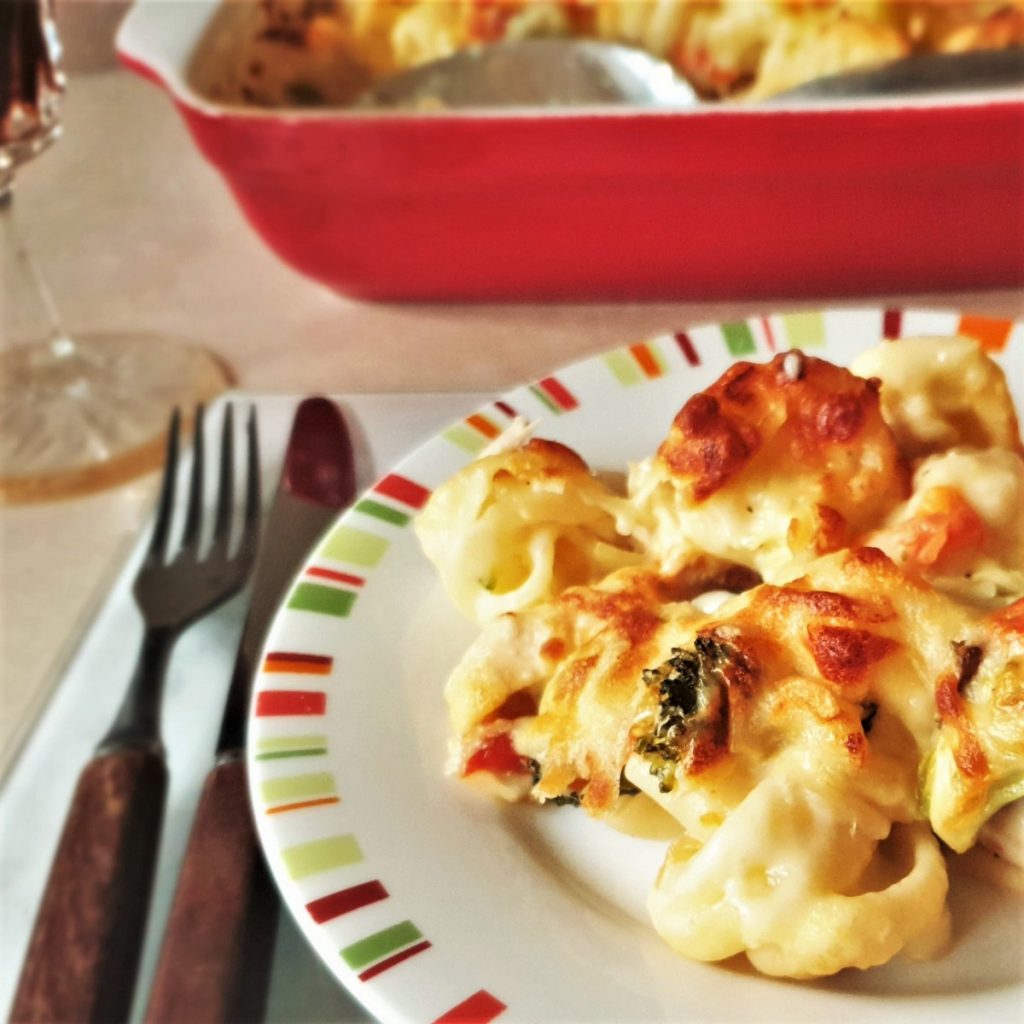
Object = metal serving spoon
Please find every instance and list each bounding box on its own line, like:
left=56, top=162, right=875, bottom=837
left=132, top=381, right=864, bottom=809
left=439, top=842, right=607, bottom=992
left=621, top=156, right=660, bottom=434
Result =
left=354, top=37, right=1024, bottom=111
left=353, top=38, right=698, bottom=109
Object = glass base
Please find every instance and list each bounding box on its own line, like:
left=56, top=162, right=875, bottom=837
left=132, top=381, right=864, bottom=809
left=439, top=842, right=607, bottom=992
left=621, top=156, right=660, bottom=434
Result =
left=0, top=332, right=233, bottom=503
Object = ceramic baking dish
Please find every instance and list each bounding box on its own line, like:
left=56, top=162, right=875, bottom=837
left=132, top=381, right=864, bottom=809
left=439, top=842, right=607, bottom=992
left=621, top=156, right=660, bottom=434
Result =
left=116, top=1, right=1024, bottom=302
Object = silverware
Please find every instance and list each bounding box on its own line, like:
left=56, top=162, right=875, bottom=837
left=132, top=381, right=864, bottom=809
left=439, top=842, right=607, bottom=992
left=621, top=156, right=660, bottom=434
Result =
left=354, top=38, right=697, bottom=109
left=769, top=46, right=1024, bottom=101
left=10, top=404, right=261, bottom=1024
left=145, top=397, right=357, bottom=1024
left=354, top=37, right=1024, bottom=110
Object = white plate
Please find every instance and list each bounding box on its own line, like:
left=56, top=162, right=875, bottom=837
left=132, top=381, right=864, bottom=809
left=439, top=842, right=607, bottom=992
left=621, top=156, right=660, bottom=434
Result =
left=248, top=307, right=1024, bottom=1024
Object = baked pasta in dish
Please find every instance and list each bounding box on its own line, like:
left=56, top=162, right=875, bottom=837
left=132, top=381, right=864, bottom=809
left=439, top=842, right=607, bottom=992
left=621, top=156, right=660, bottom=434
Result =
left=216, top=1, right=1024, bottom=107
left=414, top=332, right=1024, bottom=979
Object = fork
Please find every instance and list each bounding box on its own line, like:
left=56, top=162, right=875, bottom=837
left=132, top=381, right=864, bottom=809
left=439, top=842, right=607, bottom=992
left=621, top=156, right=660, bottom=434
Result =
left=10, top=403, right=261, bottom=1024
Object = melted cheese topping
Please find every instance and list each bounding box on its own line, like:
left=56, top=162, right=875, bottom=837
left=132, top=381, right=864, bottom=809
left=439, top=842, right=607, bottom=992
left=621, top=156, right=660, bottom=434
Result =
left=868, top=446, right=1024, bottom=607
left=415, top=438, right=642, bottom=624
left=417, top=336, right=1024, bottom=980
left=851, top=335, right=1024, bottom=460
left=629, top=353, right=908, bottom=583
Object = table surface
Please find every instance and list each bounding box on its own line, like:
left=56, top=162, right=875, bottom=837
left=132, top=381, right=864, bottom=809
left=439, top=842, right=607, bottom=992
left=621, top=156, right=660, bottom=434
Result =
left=1, top=8, right=1022, bottom=1018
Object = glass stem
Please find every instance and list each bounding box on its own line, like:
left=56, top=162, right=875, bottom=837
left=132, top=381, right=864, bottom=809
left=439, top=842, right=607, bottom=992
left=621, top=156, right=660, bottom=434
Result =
left=0, top=188, right=69, bottom=350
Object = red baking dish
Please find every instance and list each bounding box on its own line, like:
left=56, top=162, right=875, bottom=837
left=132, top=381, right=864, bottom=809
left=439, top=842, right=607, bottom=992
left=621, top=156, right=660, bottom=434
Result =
left=116, top=2, right=1024, bottom=302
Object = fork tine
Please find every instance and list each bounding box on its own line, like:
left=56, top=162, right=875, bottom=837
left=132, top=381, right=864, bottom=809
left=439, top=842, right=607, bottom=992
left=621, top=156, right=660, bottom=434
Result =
left=239, top=406, right=261, bottom=556
left=180, top=405, right=206, bottom=558
left=146, top=408, right=181, bottom=566
left=211, top=403, right=236, bottom=557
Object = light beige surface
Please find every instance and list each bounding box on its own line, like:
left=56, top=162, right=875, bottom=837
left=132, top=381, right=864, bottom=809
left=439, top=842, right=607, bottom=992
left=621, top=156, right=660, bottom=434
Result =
left=1, top=12, right=1022, bottom=776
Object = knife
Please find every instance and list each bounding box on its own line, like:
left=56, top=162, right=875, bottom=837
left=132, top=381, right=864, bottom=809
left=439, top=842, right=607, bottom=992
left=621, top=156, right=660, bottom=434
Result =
left=144, top=397, right=357, bottom=1024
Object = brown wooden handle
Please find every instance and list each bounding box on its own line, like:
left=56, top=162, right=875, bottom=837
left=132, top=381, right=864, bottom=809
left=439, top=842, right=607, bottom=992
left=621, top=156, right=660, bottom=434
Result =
left=11, top=747, right=168, bottom=1024
left=144, top=758, right=279, bottom=1024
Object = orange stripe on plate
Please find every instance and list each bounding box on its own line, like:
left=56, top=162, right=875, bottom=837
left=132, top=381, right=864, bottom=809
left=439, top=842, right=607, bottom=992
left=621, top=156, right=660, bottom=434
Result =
left=266, top=796, right=341, bottom=816
left=466, top=413, right=500, bottom=439
left=629, top=343, right=661, bottom=378
left=263, top=659, right=332, bottom=675
left=957, top=315, right=1013, bottom=352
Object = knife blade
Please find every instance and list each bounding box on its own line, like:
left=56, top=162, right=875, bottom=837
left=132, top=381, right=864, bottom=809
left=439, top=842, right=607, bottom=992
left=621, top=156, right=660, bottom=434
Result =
left=144, top=397, right=357, bottom=1024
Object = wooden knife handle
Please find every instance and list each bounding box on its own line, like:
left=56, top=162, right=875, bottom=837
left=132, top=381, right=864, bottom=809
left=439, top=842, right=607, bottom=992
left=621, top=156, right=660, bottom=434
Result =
left=11, top=747, right=168, bottom=1024
left=144, top=757, right=280, bottom=1024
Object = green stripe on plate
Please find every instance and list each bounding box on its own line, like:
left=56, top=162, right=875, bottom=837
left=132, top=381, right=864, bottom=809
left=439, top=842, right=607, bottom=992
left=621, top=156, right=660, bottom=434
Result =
left=603, top=350, right=642, bottom=386
left=261, top=772, right=337, bottom=805
left=341, top=921, right=423, bottom=970
left=283, top=834, right=363, bottom=880
left=356, top=499, right=410, bottom=527
left=781, top=311, right=826, bottom=348
left=287, top=582, right=357, bottom=618
left=256, top=747, right=328, bottom=761
left=320, top=525, right=389, bottom=568
left=528, top=385, right=559, bottom=414
left=442, top=424, right=487, bottom=455
left=256, top=733, right=329, bottom=753
left=721, top=321, right=757, bottom=356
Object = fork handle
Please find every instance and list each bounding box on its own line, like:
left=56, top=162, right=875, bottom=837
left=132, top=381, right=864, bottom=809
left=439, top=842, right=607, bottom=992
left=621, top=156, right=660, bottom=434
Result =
left=10, top=746, right=168, bottom=1024
left=145, top=757, right=279, bottom=1024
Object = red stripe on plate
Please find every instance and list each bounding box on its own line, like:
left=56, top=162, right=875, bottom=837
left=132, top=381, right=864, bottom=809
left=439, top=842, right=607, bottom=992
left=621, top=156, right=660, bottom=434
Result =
left=307, top=880, right=389, bottom=924
left=306, top=567, right=365, bottom=588
left=494, top=401, right=517, bottom=419
left=255, top=691, right=326, bottom=717
left=673, top=332, right=701, bottom=365
left=434, top=990, right=508, bottom=1023
left=375, top=473, right=431, bottom=510
left=538, top=376, right=578, bottom=411
left=357, top=940, right=432, bottom=982
left=883, top=308, right=902, bottom=340
left=760, top=317, right=777, bottom=352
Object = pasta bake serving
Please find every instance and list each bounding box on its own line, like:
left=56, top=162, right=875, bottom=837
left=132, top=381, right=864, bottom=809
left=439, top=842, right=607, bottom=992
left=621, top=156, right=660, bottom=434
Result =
left=414, top=335, right=1024, bottom=979
left=219, top=0, right=1024, bottom=107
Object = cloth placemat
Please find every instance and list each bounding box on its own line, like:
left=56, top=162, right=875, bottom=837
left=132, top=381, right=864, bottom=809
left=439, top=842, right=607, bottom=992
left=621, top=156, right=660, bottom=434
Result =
left=0, top=391, right=489, bottom=1024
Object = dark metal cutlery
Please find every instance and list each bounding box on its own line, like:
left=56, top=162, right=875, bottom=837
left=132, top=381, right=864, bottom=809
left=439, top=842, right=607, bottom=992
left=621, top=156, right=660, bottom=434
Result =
left=144, top=396, right=357, bottom=1024
left=10, top=404, right=261, bottom=1024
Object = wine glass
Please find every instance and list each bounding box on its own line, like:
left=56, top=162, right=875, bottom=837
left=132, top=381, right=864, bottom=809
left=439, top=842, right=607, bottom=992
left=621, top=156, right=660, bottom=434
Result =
left=0, top=0, right=231, bottom=503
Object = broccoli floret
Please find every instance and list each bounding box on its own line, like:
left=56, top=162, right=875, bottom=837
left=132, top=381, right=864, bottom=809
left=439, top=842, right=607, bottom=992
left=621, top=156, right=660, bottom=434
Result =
left=633, top=634, right=746, bottom=792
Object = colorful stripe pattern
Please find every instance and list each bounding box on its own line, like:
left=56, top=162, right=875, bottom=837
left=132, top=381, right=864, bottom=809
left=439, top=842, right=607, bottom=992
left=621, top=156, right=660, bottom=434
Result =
left=262, top=652, right=332, bottom=675
left=443, top=401, right=520, bottom=455
left=529, top=376, right=578, bottom=414
left=283, top=834, right=363, bottom=879
left=780, top=311, right=826, bottom=349
left=281, top=831, right=439, bottom=983
left=720, top=320, right=757, bottom=357
left=255, top=654, right=332, bottom=720
left=342, top=921, right=432, bottom=981
left=435, top=990, right=508, bottom=1023
left=307, top=880, right=389, bottom=923
left=883, top=307, right=903, bottom=340
left=254, top=734, right=329, bottom=761
left=957, top=313, right=1013, bottom=353
left=262, top=772, right=340, bottom=815
left=603, top=341, right=666, bottom=385
left=255, top=690, right=327, bottom=717
left=880, top=308, right=1015, bottom=353
left=285, top=472, right=430, bottom=620
left=250, top=308, right=1019, bottom=1021
left=673, top=332, right=701, bottom=365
